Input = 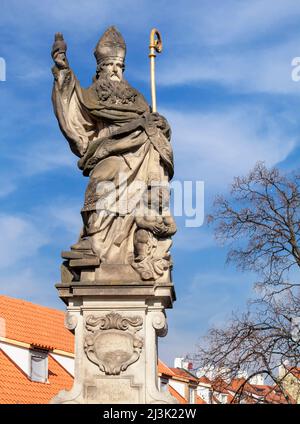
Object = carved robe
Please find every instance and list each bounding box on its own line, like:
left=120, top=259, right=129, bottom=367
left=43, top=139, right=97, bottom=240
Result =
left=52, top=66, right=174, bottom=279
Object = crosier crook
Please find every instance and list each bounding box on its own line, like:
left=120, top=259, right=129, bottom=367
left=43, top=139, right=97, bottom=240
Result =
left=149, top=28, right=162, bottom=113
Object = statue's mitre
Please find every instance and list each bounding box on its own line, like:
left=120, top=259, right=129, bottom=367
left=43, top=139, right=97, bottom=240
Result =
left=94, top=26, right=126, bottom=65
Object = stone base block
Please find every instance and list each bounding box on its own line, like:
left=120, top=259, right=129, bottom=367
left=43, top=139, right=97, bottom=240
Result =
left=50, top=281, right=177, bottom=404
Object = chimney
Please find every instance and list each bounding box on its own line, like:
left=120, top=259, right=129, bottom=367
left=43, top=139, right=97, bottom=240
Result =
left=174, top=357, right=184, bottom=368
left=278, top=360, right=290, bottom=379
left=174, top=357, right=193, bottom=370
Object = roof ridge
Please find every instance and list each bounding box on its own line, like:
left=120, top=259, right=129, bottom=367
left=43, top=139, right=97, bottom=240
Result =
left=179, top=367, right=197, bottom=379
left=158, top=359, right=175, bottom=375
left=0, top=295, right=65, bottom=315
left=0, top=295, right=74, bottom=354
left=169, top=367, right=198, bottom=381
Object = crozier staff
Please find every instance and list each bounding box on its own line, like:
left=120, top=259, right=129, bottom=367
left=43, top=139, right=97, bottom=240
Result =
left=149, top=28, right=162, bottom=113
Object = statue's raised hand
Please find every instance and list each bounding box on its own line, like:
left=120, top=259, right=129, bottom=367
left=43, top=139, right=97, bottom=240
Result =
left=51, top=33, right=69, bottom=69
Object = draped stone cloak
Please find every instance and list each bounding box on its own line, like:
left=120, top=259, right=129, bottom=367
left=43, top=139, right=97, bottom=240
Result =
left=52, top=67, right=174, bottom=266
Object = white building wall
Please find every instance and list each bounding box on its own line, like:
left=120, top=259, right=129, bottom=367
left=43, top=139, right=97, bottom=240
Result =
left=249, top=374, right=265, bottom=385
left=0, top=341, right=75, bottom=378
left=50, top=353, right=74, bottom=376
left=0, top=341, right=30, bottom=376
left=197, top=385, right=210, bottom=403
left=168, top=380, right=185, bottom=398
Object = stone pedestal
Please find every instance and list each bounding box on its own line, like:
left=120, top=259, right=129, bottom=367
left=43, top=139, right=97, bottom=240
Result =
left=50, top=280, right=177, bottom=404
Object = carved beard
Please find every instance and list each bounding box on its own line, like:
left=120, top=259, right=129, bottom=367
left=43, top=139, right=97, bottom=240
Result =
left=95, top=74, right=138, bottom=105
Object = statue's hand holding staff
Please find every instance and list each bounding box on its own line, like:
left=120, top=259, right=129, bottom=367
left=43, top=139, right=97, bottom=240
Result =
left=143, top=111, right=168, bottom=132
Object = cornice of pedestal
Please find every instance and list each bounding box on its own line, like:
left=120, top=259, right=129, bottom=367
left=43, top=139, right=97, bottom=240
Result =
left=55, top=280, right=176, bottom=309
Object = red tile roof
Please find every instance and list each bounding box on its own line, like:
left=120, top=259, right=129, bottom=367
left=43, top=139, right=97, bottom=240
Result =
left=210, top=377, right=230, bottom=394
left=196, top=394, right=207, bottom=404
left=158, top=359, right=175, bottom=377
left=169, top=367, right=198, bottom=383
left=0, top=296, right=74, bottom=353
left=226, top=379, right=294, bottom=404
left=198, top=375, right=211, bottom=385
left=158, top=362, right=198, bottom=383
left=227, top=377, right=247, bottom=393
left=286, top=367, right=300, bottom=379
left=0, top=349, right=73, bottom=404
left=2, top=295, right=293, bottom=405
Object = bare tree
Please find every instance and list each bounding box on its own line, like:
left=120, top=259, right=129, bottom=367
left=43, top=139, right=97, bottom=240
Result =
left=196, top=291, right=300, bottom=403
left=208, top=161, right=300, bottom=295
left=195, top=163, right=300, bottom=403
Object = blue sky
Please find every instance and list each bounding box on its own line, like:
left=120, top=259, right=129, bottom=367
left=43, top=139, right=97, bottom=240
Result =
left=1, top=0, right=300, bottom=364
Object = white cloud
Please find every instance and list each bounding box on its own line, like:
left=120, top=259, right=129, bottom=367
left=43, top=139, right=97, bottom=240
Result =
left=2, top=0, right=300, bottom=94
left=0, top=214, right=48, bottom=268
left=46, top=202, right=82, bottom=238
left=17, top=140, right=76, bottom=176
left=173, top=225, right=215, bottom=251
left=159, top=327, right=198, bottom=365
left=0, top=266, right=63, bottom=309
left=3, top=0, right=300, bottom=47
left=159, top=270, right=254, bottom=363
left=0, top=181, right=16, bottom=198
left=0, top=268, right=43, bottom=298
left=180, top=0, right=300, bottom=47
left=164, top=106, right=297, bottom=188
left=0, top=139, right=76, bottom=198
left=0, top=205, right=81, bottom=304
left=0, top=0, right=152, bottom=41
left=154, top=38, right=300, bottom=94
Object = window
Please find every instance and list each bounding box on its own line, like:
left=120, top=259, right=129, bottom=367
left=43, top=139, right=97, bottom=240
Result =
left=220, top=394, right=227, bottom=404
left=160, top=377, right=169, bottom=392
left=30, top=349, right=48, bottom=383
left=189, top=387, right=195, bottom=403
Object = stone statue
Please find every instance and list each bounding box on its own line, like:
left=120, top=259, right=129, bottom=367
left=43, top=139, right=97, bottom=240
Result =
left=51, top=26, right=176, bottom=284
left=51, top=26, right=178, bottom=405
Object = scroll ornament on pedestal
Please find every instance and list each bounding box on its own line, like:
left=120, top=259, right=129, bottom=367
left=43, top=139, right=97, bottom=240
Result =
left=84, top=312, right=143, bottom=375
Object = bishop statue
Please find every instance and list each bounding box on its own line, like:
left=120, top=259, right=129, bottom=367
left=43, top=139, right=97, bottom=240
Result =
left=51, top=26, right=176, bottom=284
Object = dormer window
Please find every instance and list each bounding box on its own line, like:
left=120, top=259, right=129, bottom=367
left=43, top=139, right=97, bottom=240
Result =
left=160, top=377, right=169, bottom=392
left=30, top=348, right=48, bottom=383
left=189, top=387, right=195, bottom=403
